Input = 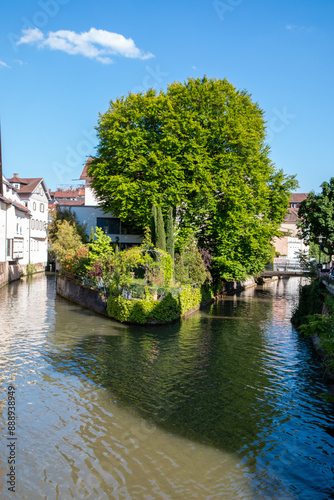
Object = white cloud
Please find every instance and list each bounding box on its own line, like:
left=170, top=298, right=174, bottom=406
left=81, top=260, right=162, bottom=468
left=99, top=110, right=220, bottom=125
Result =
left=17, top=27, right=154, bottom=64
left=0, top=60, right=9, bottom=68
left=17, top=27, right=44, bottom=45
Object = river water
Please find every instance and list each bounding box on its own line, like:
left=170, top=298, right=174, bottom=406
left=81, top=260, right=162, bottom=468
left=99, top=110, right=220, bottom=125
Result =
left=0, top=274, right=333, bottom=499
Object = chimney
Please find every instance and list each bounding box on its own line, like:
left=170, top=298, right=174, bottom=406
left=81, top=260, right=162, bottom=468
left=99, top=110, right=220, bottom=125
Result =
left=13, top=173, right=19, bottom=179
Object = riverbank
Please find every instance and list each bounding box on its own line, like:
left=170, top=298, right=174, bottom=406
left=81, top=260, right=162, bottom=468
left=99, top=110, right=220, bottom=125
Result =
left=291, top=278, right=334, bottom=388
left=56, top=275, right=257, bottom=324
left=0, top=261, right=47, bottom=289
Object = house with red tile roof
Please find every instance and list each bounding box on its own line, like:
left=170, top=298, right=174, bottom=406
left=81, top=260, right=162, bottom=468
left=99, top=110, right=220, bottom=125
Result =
left=0, top=175, right=31, bottom=285
left=3, top=174, right=51, bottom=271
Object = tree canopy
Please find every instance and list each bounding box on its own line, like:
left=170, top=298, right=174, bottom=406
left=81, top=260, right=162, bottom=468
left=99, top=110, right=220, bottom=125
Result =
left=89, top=76, right=297, bottom=280
left=298, top=178, right=334, bottom=256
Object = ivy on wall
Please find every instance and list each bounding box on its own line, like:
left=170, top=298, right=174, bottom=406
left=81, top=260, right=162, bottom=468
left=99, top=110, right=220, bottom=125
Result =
left=107, top=285, right=204, bottom=324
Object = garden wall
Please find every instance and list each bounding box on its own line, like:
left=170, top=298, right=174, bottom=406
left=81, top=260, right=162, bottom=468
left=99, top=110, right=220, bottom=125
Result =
left=0, top=262, right=20, bottom=288
left=56, top=276, right=108, bottom=316
left=56, top=275, right=256, bottom=323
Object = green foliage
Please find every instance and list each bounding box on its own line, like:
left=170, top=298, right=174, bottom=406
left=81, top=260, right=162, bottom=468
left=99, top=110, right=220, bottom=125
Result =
left=325, top=295, right=334, bottom=316
left=150, top=205, right=157, bottom=247
left=89, top=76, right=297, bottom=281
left=48, top=206, right=88, bottom=244
left=298, top=178, right=334, bottom=256
left=291, top=279, right=325, bottom=328
left=166, top=206, right=175, bottom=261
left=26, top=264, right=37, bottom=276
left=211, top=256, right=248, bottom=282
left=63, top=247, right=89, bottom=277
left=87, top=227, right=114, bottom=281
left=107, top=286, right=202, bottom=324
left=49, top=220, right=84, bottom=265
left=174, top=232, right=210, bottom=285
left=111, top=233, right=173, bottom=289
left=178, top=286, right=202, bottom=315
left=292, top=279, right=334, bottom=377
left=89, top=226, right=95, bottom=243
left=156, top=206, right=166, bottom=251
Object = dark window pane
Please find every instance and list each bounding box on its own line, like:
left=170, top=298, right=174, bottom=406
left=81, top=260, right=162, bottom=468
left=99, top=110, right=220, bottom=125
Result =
left=96, top=217, right=120, bottom=234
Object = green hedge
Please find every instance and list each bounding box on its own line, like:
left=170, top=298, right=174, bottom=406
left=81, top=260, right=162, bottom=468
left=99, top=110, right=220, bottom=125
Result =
left=107, top=285, right=206, bottom=324
left=292, top=279, right=334, bottom=374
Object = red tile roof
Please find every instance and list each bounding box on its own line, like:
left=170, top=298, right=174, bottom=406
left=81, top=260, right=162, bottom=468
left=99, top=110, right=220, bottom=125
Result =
left=290, top=193, right=308, bottom=203
left=0, top=196, right=30, bottom=213
left=7, top=176, right=50, bottom=199
left=80, top=157, right=93, bottom=180
left=56, top=201, right=85, bottom=206
left=284, top=209, right=299, bottom=222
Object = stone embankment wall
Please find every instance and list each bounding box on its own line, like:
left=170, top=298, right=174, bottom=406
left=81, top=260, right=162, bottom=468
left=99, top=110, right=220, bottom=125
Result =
left=56, top=275, right=256, bottom=320
left=0, top=262, right=20, bottom=288
left=56, top=275, right=108, bottom=316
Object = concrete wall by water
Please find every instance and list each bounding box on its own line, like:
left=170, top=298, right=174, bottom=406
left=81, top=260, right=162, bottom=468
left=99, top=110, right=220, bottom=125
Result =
left=0, top=262, right=20, bottom=288
left=56, top=275, right=256, bottom=321
left=56, top=276, right=108, bottom=316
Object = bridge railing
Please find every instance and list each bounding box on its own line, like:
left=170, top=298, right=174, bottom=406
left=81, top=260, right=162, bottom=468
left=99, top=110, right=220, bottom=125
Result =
left=265, top=259, right=309, bottom=272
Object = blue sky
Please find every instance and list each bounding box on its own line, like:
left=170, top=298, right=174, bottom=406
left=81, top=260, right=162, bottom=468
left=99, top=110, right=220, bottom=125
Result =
left=0, top=0, right=333, bottom=193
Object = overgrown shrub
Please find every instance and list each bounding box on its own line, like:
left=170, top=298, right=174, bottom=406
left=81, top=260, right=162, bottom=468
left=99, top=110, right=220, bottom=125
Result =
left=291, top=279, right=325, bottom=328
left=107, top=286, right=203, bottom=324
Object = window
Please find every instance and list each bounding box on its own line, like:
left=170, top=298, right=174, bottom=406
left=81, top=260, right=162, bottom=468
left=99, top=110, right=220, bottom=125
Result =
left=33, top=202, right=36, bottom=210
left=31, top=219, right=35, bottom=230
left=6, top=239, right=13, bottom=258
left=96, top=217, right=120, bottom=234
left=16, top=223, right=19, bottom=234
left=25, top=202, right=28, bottom=208
left=40, top=203, right=44, bottom=212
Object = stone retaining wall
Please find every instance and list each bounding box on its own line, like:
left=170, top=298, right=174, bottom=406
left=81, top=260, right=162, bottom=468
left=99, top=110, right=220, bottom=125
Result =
left=0, top=262, right=20, bottom=288
left=56, top=275, right=257, bottom=321
left=56, top=275, right=108, bottom=316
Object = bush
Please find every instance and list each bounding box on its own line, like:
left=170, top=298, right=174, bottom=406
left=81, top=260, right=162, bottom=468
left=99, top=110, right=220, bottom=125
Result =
left=107, top=286, right=203, bottom=324
left=291, top=279, right=325, bottom=328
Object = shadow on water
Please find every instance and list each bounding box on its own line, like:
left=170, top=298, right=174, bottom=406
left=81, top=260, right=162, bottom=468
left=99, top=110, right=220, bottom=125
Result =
left=1, top=274, right=334, bottom=498
left=45, top=294, right=277, bottom=454
left=45, top=278, right=334, bottom=498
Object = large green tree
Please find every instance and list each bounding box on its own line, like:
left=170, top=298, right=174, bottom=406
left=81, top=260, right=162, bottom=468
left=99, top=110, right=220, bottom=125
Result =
left=298, top=178, right=334, bottom=257
left=89, top=76, right=297, bottom=280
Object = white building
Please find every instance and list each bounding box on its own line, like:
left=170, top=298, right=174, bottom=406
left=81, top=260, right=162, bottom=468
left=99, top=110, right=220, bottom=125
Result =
left=8, top=174, right=50, bottom=267
left=59, top=158, right=142, bottom=250
left=0, top=174, right=50, bottom=286
left=1, top=176, right=30, bottom=262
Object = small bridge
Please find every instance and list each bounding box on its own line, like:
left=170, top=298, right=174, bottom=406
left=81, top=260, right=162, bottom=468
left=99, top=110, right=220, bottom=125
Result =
left=261, top=270, right=310, bottom=277
left=261, top=259, right=311, bottom=277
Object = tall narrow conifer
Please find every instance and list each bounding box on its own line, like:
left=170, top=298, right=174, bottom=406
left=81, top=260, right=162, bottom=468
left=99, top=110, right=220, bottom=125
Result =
left=166, top=206, right=174, bottom=260
left=156, top=206, right=166, bottom=251
left=150, top=205, right=157, bottom=246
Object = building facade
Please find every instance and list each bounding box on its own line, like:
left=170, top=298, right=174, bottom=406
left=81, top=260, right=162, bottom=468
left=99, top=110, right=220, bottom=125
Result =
left=0, top=174, right=50, bottom=286
left=58, top=158, right=142, bottom=249
left=273, top=193, right=309, bottom=260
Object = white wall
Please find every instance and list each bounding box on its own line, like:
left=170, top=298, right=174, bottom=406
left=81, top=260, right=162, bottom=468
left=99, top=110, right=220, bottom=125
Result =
left=19, top=182, right=49, bottom=266
left=0, top=201, right=7, bottom=262
left=62, top=205, right=143, bottom=247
